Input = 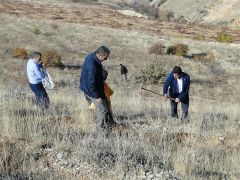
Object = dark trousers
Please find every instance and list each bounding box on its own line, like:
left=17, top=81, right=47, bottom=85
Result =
left=170, top=100, right=189, bottom=120
left=29, top=83, right=49, bottom=109
left=85, top=94, right=116, bottom=130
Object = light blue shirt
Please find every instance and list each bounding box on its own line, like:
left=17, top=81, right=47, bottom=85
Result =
left=27, top=59, right=46, bottom=84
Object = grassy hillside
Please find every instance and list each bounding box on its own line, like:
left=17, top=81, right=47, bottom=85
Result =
left=0, top=1, right=240, bottom=179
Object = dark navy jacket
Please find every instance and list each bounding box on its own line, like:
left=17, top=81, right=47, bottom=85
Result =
left=163, top=72, right=190, bottom=103
left=80, top=53, right=104, bottom=99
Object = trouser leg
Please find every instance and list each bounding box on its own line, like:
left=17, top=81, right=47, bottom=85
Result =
left=170, top=99, right=178, bottom=118
left=39, top=84, right=49, bottom=109
left=30, top=83, right=49, bottom=109
left=120, top=74, right=127, bottom=82
left=181, top=102, right=189, bottom=121
left=87, top=95, right=116, bottom=130
left=124, top=74, right=127, bottom=81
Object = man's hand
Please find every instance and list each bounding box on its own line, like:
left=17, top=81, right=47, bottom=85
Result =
left=175, top=98, right=180, bottom=103
left=96, top=98, right=102, bottom=104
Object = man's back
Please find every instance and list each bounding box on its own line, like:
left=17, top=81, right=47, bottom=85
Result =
left=80, top=53, right=104, bottom=99
left=120, top=64, right=128, bottom=75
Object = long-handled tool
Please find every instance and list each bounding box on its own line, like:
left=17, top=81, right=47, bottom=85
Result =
left=140, top=86, right=175, bottom=101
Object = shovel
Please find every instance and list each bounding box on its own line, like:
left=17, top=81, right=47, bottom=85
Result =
left=140, top=86, right=175, bottom=101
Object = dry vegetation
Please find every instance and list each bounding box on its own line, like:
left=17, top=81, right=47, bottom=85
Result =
left=0, top=1, right=240, bottom=179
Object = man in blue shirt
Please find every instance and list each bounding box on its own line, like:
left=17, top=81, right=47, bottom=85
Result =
left=80, top=46, right=116, bottom=130
left=27, top=52, right=49, bottom=109
left=163, top=66, right=190, bottom=121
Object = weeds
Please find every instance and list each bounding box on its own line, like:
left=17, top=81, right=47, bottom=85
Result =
left=149, top=43, right=165, bottom=55
left=167, top=44, right=188, bottom=56
left=12, top=48, right=28, bottom=59
left=42, top=49, right=64, bottom=68
left=215, top=32, right=233, bottom=43
left=32, top=26, right=41, bottom=35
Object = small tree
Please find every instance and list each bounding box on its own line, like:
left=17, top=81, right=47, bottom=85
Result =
left=135, top=61, right=167, bottom=85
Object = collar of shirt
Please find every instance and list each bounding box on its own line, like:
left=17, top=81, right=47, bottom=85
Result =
left=93, top=53, right=102, bottom=65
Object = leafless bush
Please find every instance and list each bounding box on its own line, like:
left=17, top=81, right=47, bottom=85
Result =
left=167, top=44, right=188, bottom=56
left=42, top=49, right=64, bottom=68
left=12, top=48, right=28, bottom=59
left=149, top=43, right=165, bottom=55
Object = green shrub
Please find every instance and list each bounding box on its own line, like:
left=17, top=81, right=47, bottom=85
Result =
left=12, top=48, right=28, bottom=59
left=167, top=44, right=188, bottom=56
left=135, top=62, right=167, bottom=85
left=149, top=43, right=165, bottom=55
left=32, top=26, right=41, bottom=35
left=215, top=32, right=233, bottom=43
left=196, top=34, right=206, bottom=41
left=42, top=49, right=64, bottom=68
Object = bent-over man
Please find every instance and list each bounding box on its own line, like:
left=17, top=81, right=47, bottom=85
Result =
left=163, top=66, right=190, bottom=121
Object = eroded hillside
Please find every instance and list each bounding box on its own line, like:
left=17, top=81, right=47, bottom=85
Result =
left=0, top=0, right=240, bottom=42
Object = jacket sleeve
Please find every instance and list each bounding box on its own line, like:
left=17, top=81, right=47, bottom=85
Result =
left=178, top=75, right=190, bottom=101
left=87, top=63, right=99, bottom=99
left=34, top=64, right=46, bottom=80
left=163, top=73, right=173, bottom=95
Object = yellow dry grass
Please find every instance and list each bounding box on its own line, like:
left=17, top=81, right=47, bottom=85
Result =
left=0, top=1, right=240, bottom=179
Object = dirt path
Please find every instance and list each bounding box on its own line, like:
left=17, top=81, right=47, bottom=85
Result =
left=0, top=0, right=240, bottom=42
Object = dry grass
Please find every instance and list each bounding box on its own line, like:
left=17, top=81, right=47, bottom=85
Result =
left=12, top=48, right=28, bottom=59
left=0, top=3, right=240, bottom=179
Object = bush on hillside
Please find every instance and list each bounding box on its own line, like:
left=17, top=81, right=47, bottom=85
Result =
left=167, top=44, right=188, bottom=56
left=32, top=26, right=41, bottom=35
left=12, top=48, right=28, bottom=59
left=215, top=32, right=233, bottom=43
left=42, top=49, right=64, bottom=68
left=195, top=33, right=206, bottom=41
left=135, top=61, right=167, bottom=85
left=149, top=43, right=165, bottom=55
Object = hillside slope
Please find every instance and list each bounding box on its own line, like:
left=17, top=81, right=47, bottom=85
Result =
left=204, top=0, right=240, bottom=25
left=159, top=0, right=216, bottom=22
left=158, top=0, right=240, bottom=25
left=118, top=0, right=240, bottom=26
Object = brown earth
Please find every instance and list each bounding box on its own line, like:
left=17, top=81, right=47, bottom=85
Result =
left=0, top=0, right=240, bottom=43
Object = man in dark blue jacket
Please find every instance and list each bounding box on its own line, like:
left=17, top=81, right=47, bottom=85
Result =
left=163, top=66, right=190, bottom=120
left=80, top=46, right=116, bottom=130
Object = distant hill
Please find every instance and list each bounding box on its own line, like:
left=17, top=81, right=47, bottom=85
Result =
left=159, top=0, right=240, bottom=25
left=115, top=0, right=240, bottom=26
